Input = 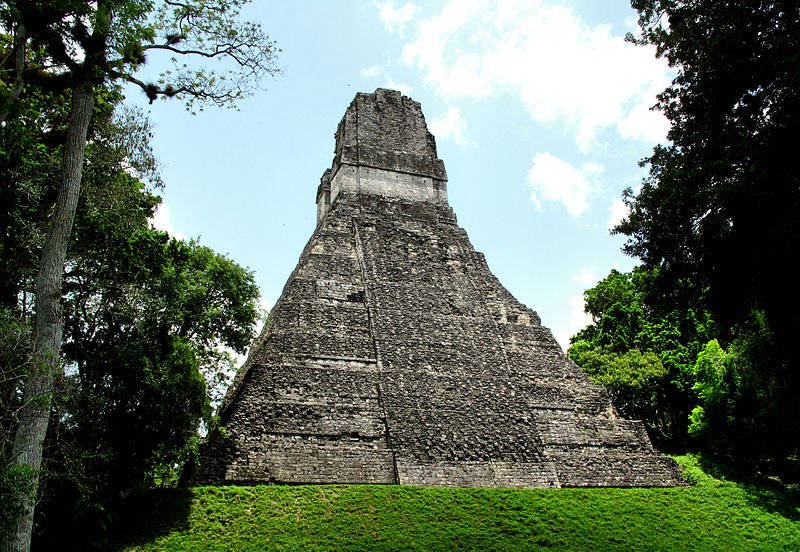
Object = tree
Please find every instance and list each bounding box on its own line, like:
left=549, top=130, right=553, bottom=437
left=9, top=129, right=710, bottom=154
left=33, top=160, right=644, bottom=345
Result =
left=568, top=268, right=715, bottom=444
left=570, top=269, right=797, bottom=465
left=0, top=76, right=160, bottom=535
left=618, top=0, right=800, bottom=371
left=569, top=343, right=669, bottom=436
left=41, top=229, right=258, bottom=547
left=616, top=0, right=800, bottom=467
left=0, top=94, right=259, bottom=546
left=1, top=2, right=279, bottom=548
left=687, top=313, right=798, bottom=467
left=688, top=339, right=732, bottom=439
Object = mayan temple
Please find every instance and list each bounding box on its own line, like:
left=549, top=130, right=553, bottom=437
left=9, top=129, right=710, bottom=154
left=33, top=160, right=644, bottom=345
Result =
left=197, top=88, right=683, bottom=488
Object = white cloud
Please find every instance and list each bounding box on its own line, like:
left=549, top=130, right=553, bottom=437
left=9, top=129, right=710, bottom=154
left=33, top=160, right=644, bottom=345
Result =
left=568, top=293, right=593, bottom=334
left=607, top=197, right=629, bottom=231
left=553, top=328, right=571, bottom=352
left=572, top=267, right=597, bottom=288
left=527, top=152, right=602, bottom=217
left=552, top=294, right=591, bottom=350
left=429, top=107, right=471, bottom=146
left=360, top=65, right=382, bottom=78
left=384, top=79, right=413, bottom=96
left=397, top=0, right=672, bottom=151
left=551, top=267, right=597, bottom=349
left=149, top=203, right=186, bottom=241
left=361, top=65, right=413, bottom=96
left=376, top=1, right=420, bottom=34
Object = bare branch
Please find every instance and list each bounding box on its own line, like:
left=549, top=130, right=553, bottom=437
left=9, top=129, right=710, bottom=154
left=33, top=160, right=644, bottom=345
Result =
left=119, top=71, right=243, bottom=108
left=139, top=0, right=282, bottom=111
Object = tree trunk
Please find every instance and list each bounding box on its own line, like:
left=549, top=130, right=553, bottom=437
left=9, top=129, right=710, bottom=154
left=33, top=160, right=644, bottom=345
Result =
left=1, top=78, right=95, bottom=552
left=0, top=7, right=25, bottom=124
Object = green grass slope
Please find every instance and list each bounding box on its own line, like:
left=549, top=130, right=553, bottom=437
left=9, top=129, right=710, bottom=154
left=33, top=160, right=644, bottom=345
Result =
left=112, top=456, right=799, bottom=551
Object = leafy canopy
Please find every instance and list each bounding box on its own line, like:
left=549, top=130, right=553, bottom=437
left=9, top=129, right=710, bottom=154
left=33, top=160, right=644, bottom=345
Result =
left=618, top=0, right=800, bottom=349
left=568, top=267, right=715, bottom=444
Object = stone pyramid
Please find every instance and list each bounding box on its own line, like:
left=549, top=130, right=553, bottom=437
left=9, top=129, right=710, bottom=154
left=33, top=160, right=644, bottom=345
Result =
left=197, top=89, right=683, bottom=488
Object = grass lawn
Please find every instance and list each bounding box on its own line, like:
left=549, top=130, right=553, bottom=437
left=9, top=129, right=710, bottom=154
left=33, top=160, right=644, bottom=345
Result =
left=110, top=455, right=799, bottom=551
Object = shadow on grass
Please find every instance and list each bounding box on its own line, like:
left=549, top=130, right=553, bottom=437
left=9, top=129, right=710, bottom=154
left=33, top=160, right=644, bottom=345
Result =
left=108, top=488, right=194, bottom=551
left=697, top=455, right=800, bottom=521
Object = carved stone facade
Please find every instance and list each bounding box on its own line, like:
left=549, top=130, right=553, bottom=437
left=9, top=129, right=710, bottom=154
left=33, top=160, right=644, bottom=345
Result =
left=197, top=89, right=684, bottom=487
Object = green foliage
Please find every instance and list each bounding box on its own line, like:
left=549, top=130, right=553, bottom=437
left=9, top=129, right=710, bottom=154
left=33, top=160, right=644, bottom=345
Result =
left=572, top=268, right=714, bottom=385
left=569, top=262, right=799, bottom=464
left=569, top=342, right=668, bottom=430
left=684, top=313, right=799, bottom=463
left=621, top=0, right=800, bottom=326
left=6, top=0, right=280, bottom=109
left=0, top=80, right=69, bottom=309
left=149, top=0, right=282, bottom=112
left=688, top=340, right=732, bottom=437
left=0, top=464, right=37, bottom=530
left=574, top=269, right=645, bottom=352
left=619, top=2, right=800, bottom=438
left=1, top=89, right=259, bottom=541
left=568, top=268, right=714, bottom=443
left=2, top=3, right=278, bottom=547
left=28, top=189, right=259, bottom=546
left=55, top=226, right=259, bottom=498
left=101, top=467, right=800, bottom=552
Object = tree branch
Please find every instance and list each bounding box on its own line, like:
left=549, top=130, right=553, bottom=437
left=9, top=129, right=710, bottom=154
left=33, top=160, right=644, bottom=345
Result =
left=118, top=71, right=239, bottom=107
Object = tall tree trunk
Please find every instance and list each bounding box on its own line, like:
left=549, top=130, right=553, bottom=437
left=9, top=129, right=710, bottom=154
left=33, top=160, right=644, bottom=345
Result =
left=1, top=78, right=95, bottom=552
left=0, top=4, right=25, bottom=124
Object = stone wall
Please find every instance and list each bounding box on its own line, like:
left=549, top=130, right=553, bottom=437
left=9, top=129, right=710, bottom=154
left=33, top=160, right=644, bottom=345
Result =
left=197, top=89, right=684, bottom=488
left=317, top=89, right=448, bottom=224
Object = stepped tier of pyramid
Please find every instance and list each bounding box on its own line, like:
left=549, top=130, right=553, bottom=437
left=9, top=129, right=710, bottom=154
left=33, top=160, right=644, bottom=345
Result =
left=197, top=89, right=683, bottom=488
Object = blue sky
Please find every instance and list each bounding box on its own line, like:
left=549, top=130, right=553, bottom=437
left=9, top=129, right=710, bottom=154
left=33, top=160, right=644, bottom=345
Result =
left=130, top=0, right=673, bottom=349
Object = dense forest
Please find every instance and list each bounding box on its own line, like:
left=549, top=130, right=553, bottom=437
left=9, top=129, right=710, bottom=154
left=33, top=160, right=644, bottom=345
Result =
left=569, top=0, right=799, bottom=474
left=1, top=1, right=798, bottom=551
left=0, top=1, right=279, bottom=550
